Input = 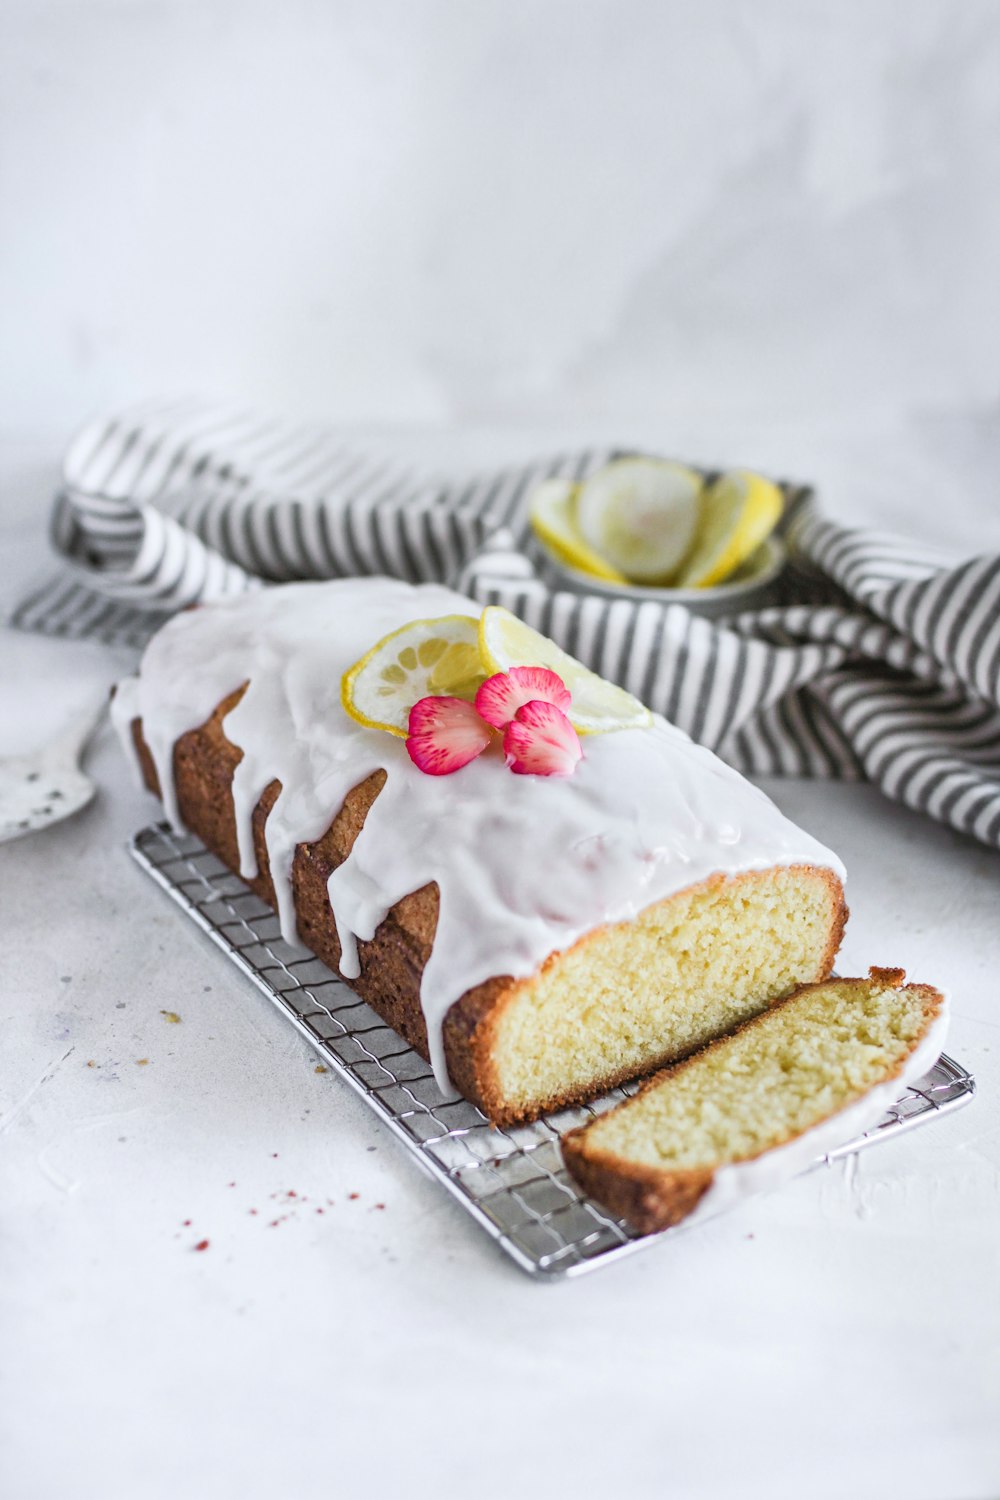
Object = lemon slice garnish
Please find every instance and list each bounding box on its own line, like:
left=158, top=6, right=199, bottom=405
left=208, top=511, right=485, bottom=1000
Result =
left=575, top=458, right=702, bottom=583
left=673, top=469, right=783, bottom=588
left=478, top=605, right=652, bottom=735
left=529, top=478, right=628, bottom=583
left=342, top=615, right=484, bottom=736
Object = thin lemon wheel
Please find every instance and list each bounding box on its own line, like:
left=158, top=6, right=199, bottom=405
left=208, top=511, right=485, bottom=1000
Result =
left=575, top=458, right=702, bottom=583
left=673, top=470, right=783, bottom=589
left=342, top=615, right=484, bottom=736
left=478, top=605, right=652, bottom=735
left=529, top=478, right=628, bottom=583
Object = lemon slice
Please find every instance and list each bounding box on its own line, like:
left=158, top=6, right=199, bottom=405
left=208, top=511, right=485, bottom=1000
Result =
left=673, top=469, right=783, bottom=589
left=342, top=615, right=484, bottom=736
left=575, top=458, right=702, bottom=583
left=479, top=605, right=652, bottom=734
left=529, top=478, right=628, bottom=583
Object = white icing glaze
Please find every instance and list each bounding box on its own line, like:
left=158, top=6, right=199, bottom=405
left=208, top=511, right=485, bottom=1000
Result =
left=677, top=997, right=951, bottom=1232
left=112, top=577, right=846, bottom=1091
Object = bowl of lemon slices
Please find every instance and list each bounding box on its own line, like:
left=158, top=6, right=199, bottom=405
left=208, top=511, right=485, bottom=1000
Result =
left=529, top=458, right=787, bottom=617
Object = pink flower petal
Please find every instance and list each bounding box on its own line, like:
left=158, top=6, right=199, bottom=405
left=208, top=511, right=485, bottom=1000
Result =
left=475, top=666, right=572, bottom=729
left=406, top=696, right=494, bottom=776
left=503, top=700, right=583, bottom=777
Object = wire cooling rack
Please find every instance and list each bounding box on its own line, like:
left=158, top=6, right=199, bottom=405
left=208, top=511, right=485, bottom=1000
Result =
left=131, top=822, right=976, bottom=1279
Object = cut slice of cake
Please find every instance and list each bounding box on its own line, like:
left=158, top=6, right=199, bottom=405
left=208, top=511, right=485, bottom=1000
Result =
left=562, top=968, right=947, bottom=1233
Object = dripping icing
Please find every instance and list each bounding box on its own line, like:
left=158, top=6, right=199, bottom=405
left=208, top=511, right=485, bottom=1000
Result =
left=113, top=577, right=846, bottom=1091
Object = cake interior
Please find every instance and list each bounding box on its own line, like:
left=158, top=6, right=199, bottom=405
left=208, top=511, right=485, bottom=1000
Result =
left=574, top=976, right=937, bottom=1171
left=488, top=866, right=842, bottom=1117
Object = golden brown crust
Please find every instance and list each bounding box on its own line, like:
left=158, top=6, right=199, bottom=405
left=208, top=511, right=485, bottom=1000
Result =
left=868, top=965, right=907, bottom=988
left=562, top=975, right=944, bottom=1234
left=559, top=1148, right=716, bottom=1235
left=131, top=695, right=848, bottom=1126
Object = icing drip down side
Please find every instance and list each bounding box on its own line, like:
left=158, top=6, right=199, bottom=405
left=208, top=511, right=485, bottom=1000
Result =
left=112, top=578, right=846, bottom=1090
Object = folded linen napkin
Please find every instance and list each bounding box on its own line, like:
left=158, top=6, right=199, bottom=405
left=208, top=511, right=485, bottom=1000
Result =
left=12, top=397, right=1000, bottom=851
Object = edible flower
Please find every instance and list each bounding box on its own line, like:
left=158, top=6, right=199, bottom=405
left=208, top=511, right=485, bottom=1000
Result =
left=406, top=696, right=494, bottom=777
left=502, top=699, right=583, bottom=777
left=474, top=666, right=571, bottom=728
left=406, top=666, right=583, bottom=778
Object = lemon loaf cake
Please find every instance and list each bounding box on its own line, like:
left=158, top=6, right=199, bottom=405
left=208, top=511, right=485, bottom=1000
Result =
left=562, top=968, right=947, bottom=1232
left=112, top=576, right=847, bottom=1125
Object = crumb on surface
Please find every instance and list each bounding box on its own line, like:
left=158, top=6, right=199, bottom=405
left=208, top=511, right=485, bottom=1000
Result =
left=136, top=1058, right=149, bottom=1066
left=194, top=1239, right=209, bottom=1252
left=160, top=1010, right=182, bottom=1024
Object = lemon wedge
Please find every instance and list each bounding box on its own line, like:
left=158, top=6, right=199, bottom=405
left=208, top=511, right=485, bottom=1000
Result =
left=529, top=478, right=628, bottom=583
left=342, top=615, right=484, bottom=736
left=478, top=605, right=652, bottom=734
left=575, top=458, right=702, bottom=583
left=673, top=469, right=783, bottom=588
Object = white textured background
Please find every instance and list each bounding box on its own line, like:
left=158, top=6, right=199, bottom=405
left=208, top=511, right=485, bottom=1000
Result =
left=2, top=0, right=998, bottom=440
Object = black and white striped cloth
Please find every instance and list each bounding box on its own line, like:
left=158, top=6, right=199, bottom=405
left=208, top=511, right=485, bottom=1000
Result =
left=12, top=397, right=1000, bottom=851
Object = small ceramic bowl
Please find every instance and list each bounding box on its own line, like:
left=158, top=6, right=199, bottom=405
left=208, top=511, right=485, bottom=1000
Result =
left=547, top=534, right=786, bottom=618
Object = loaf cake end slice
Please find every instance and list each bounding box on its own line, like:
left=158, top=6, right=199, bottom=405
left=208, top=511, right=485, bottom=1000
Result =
left=561, top=967, right=947, bottom=1233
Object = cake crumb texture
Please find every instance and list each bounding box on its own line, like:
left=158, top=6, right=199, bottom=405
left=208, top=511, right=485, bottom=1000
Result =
left=562, top=971, right=944, bottom=1229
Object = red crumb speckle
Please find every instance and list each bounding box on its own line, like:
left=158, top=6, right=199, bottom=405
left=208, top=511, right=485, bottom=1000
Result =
left=374, top=1203, right=385, bottom=1211
left=249, top=1209, right=258, bottom=1216
left=227, top=1181, right=236, bottom=1188
left=182, top=1219, right=192, bottom=1227
left=316, top=1207, right=324, bottom=1215
left=286, top=1190, right=297, bottom=1198
left=271, top=1152, right=279, bottom=1158
left=326, top=1198, right=335, bottom=1207
left=194, top=1239, right=209, bottom=1252
left=348, top=1192, right=360, bottom=1201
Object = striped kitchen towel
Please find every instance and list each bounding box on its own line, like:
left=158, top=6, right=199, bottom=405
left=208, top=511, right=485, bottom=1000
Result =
left=12, top=397, right=1000, bottom=851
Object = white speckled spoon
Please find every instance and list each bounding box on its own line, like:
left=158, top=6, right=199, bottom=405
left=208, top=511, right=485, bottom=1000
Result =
left=0, top=699, right=106, bottom=843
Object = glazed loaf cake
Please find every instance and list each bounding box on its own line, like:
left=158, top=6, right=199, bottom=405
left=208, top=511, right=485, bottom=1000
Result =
left=113, top=577, right=848, bottom=1125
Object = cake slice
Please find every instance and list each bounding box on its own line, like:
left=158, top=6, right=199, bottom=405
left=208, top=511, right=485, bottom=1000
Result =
left=112, top=576, right=847, bottom=1125
left=562, top=968, right=947, bottom=1232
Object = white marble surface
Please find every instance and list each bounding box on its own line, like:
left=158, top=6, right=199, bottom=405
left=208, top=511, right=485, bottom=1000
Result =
left=2, top=420, right=999, bottom=1500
